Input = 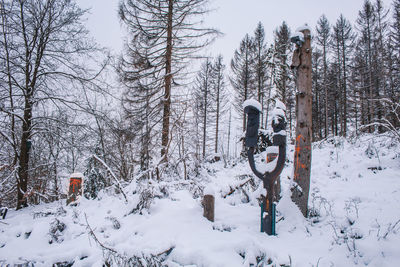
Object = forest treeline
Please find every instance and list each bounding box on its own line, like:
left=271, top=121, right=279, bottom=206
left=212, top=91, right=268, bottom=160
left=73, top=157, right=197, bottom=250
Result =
left=0, top=0, right=399, bottom=209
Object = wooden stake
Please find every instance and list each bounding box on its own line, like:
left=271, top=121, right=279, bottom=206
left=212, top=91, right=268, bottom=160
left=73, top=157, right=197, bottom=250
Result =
left=291, top=28, right=312, bottom=217
left=203, top=194, right=215, bottom=222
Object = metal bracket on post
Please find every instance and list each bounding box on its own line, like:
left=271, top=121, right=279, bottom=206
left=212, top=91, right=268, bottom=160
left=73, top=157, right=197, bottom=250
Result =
left=243, top=99, right=286, bottom=235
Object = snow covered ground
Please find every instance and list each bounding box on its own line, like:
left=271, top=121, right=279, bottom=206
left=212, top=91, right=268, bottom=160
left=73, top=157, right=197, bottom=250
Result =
left=0, top=134, right=399, bottom=267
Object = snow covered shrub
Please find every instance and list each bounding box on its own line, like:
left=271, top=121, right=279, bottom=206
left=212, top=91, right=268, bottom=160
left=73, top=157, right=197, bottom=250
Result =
left=84, top=155, right=110, bottom=199
left=129, top=188, right=154, bottom=215
left=308, top=190, right=332, bottom=224
left=237, top=250, right=276, bottom=267
left=48, top=218, right=66, bottom=244
left=330, top=198, right=364, bottom=261
left=105, top=216, right=121, bottom=230
left=53, top=260, right=74, bottom=267
left=103, top=247, right=174, bottom=267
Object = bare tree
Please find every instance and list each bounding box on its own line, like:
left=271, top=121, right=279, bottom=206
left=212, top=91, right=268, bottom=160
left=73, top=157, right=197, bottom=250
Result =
left=193, top=59, right=213, bottom=159
left=0, top=0, right=107, bottom=209
left=211, top=55, right=228, bottom=155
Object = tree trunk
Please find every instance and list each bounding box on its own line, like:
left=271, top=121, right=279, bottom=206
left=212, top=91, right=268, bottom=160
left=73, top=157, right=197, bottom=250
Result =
left=291, top=28, right=312, bottom=218
left=215, top=73, right=220, bottom=154
left=202, top=63, right=209, bottom=159
left=17, top=98, right=32, bottom=209
left=323, top=45, right=328, bottom=138
left=161, top=0, right=174, bottom=161
left=341, top=32, right=348, bottom=137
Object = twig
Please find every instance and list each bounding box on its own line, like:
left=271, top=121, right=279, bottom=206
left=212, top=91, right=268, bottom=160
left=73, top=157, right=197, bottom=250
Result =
left=383, top=219, right=400, bottom=239
left=85, top=213, right=118, bottom=254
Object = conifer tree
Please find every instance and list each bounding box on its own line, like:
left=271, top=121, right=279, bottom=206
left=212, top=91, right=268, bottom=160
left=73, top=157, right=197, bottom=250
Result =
left=230, top=34, right=256, bottom=131
left=316, top=15, right=331, bottom=137
left=356, top=0, right=377, bottom=132
left=119, top=0, right=219, bottom=164
left=273, top=22, right=294, bottom=135
left=84, top=149, right=109, bottom=200
left=332, top=14, right=355, bottom=136
left=252, top=22, right=271, bottom=127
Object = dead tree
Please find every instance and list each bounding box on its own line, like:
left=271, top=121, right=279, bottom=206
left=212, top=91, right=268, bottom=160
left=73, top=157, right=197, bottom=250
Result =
left=290, top=26, right=312, bottom=217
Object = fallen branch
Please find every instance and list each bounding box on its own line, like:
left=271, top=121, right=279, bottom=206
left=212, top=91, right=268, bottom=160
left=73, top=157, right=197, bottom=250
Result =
left=85, top=213, right=118, bottom=254
left=223, top=178, right=254, bottom=198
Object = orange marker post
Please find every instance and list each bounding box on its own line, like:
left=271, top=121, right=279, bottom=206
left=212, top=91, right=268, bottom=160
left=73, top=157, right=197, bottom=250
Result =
left=66, top=173, right=84, bottom=205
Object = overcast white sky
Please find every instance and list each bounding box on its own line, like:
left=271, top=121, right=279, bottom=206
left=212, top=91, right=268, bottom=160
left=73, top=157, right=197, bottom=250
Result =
left=78, top=0, right=394, bottom=65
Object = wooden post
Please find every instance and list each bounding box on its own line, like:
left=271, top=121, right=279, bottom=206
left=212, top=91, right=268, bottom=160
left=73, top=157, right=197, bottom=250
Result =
left=203, top=194, right=215, bottom=222
left=66, top=173, right=84, bottom=205
left=290, top=27, right=312, bottom=217
left=266, top=152, right=281, bottom=203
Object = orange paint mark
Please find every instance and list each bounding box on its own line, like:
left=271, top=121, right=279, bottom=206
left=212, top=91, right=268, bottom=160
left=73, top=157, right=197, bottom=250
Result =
left=294, top=134, right=311, bottom=180
left=69, top=178, right=82, bottom=193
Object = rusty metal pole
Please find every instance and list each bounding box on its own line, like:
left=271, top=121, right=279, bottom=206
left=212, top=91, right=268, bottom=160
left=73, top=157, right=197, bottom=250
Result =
left=290, top=27, right=312, bottom=218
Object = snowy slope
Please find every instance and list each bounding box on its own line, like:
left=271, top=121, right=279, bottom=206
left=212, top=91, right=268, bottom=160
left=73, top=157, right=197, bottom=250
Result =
left=0, top=134, right=399, bottom=267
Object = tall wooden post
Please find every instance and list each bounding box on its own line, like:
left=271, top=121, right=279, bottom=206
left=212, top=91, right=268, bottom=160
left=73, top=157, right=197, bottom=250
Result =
left=290, top=27, right=312, bottom=217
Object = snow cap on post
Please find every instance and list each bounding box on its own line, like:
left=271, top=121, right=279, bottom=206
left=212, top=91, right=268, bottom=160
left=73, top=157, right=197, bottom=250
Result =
left=70, top=172, right=84, bottom=179
left=296, top=24, right=312, bottom=35
left=243, top=99, right=262, bottom=112
left=203, top=185, right=215, bottom=196
left=271, top=100, right=286, bottom=141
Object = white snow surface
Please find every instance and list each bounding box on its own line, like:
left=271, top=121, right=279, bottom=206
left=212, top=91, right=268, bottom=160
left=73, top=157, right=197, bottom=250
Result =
left=0, top=134, right=399, bottom=267
left=243, top=99, right=262, bottom=112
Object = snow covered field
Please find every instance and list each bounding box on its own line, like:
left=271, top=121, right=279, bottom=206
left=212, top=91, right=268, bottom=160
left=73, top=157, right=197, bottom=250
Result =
left=0, top=134, right=399, bottom=267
